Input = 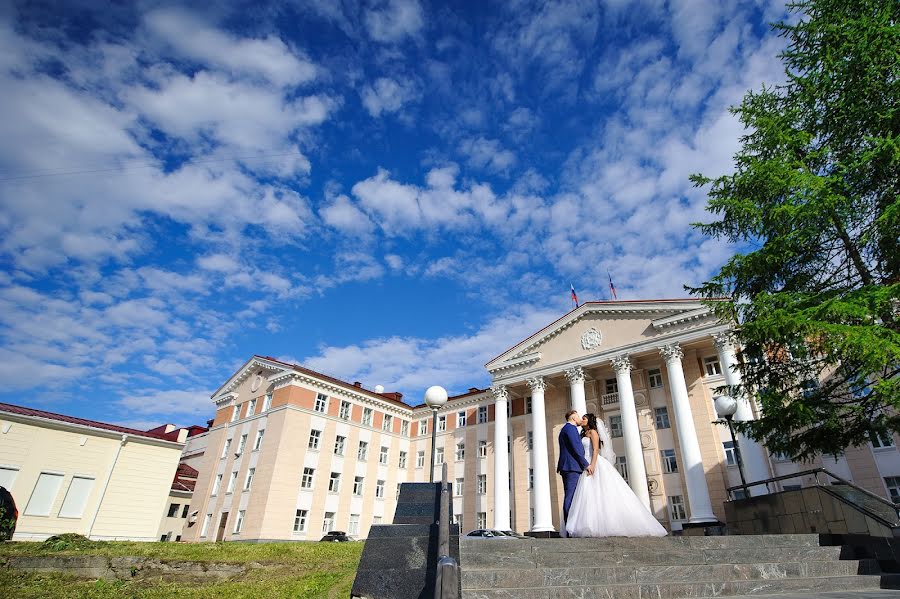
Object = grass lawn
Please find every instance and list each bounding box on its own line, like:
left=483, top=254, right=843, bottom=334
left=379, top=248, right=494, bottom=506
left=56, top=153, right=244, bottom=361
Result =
left=0, top=538, right=364, bottom=598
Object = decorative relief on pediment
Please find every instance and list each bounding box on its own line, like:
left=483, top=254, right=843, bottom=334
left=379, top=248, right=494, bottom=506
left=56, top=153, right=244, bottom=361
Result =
left=250, top=374, right=263, bottom=393
left=580, top=327, right=602, bottom=351
left=634, top=391, right=647, bottom=407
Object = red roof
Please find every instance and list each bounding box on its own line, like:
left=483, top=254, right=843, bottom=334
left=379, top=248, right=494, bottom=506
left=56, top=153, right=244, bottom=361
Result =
left=176, top=463, right=199, bottom=478
left=172, top=479, right=196, bottom=492
left=0, top=402, right=183, bottom=441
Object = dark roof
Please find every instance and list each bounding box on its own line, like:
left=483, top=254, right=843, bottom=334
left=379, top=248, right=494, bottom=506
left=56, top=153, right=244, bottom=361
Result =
left=176, top=463, right=199, bottom=478
left=0, top=402, right=182, bottom=441
left=172, top=479, right=196, bottom=492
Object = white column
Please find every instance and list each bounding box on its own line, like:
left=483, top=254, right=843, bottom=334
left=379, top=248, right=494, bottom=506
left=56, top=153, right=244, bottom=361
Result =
left=492, top=385, right=511, bottom=531
left=527, top=376, right=555, bottom=532
left=612, top=355, right=651, bottom=509
left=660, top=343, right=717, bottom=523
left=565, top=366, right=587, bottom=416
left=714, top=332, right=771, bottom=495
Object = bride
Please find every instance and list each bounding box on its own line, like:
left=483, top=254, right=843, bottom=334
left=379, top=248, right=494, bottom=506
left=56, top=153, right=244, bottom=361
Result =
left=565, top=413, right=667, bottom=537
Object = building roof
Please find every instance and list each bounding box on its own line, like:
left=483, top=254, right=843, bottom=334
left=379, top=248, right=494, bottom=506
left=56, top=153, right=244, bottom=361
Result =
left=0, top=401, right=182, bottom=441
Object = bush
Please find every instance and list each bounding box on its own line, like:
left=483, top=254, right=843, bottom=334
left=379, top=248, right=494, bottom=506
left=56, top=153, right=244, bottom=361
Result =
left=41, top=534, right=97, bottom=551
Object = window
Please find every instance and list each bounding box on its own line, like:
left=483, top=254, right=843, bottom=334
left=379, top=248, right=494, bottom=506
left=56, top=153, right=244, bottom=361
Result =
left=661, top=449, right=678, bottom=473
left=358, top=441, right=369, bottom=461
left=704, top=356, right=722, bottom=376
left=236, top=434, right=247, bottom=455
left=314, top=393, right=328, bottom=413
left=373, top=516, right=382, bottom=526
left=375, top=480, right=385, bottom=499
left=308, top=429, right=321, bottom=450
left=609, top=415, right=623, bottom=438
left=363, top=408, right=373, bottom=426
left=301, top=467, right=315, bottom=489
left=456, top=443, right=465, bottom=461
left=478, top=406, right=488, bottom=424
left=528, top=468, right=534, bottom=489
left=254, top=429, right=265, bottom=451
left=234, top=510, right=245, bottom=533
left=323, top=512, right=335, bottom=534
left=527, top=431, right=534, bottom=450
left=349, top=514, right=360, bottom=536
left=383, top=414, right=393, bottom=432
left=871, top=430, right=896, bottom=449
left=615, top=456, right=628, bottom=482
left=212, top=474, right=223, bottom=495
left=221, top=438, right=232, bottom=459
left=379, top=446, right=389, bottom=465
left=339, top=400, right=351, bottom=420
left=477, top=474, right=487, bottom=494
left=438, top=415, right=447, bottom=432
left=201, top=513, right=212, bottom=537
left=454, top=514, right=463, bottom=529
left=168, top=503, right=180, bottom=518
left=723, top=441, right=737, bottom=466
left=669, top=495, right=687, bottom=521
left=435, top=447, right=444, bottom=464
left=231, top=406, right=239, bottom=422
left=293, top=509, right=307, bottom=532
left=885, top=477, right=900, bottom=503
left=416, top=451, right=425, bottom=468
left=648, top=368, right=663, bottom=388
left=244, top=468, right=255, bottom=491
left=772, top=451, right=791, bottom=462
left=0, top=466, right=18, bottom=489
left=329, top=472, right=341, bottom=493
left=478, top=440, right=487, bottom=458
left=455, top=478, right=464, bottom=496
left=248, top=398, right=258, bottom=416
left=227, top=471, right=238, bottom=493
left=263, top=392, right=273, bottom=411
left=605, top=378, right=618, bottom=394
left=399, top=451, right=407, bottom=469
left=419, top=419, right=428, bottom=436
left=353, top=476, right=364, bottom=496
left=654, top=407, right=670, bottom=429
left=401, top=420, right=409, bottom=437
left=182, top=505, right=189, bottom=518
left=525, top=396, right=532, bottom=414
left=477, top=512, right=486, bottom=529
left=457, top=411, right=466, bottom=428
left=334, top=435, right=346, bottom=456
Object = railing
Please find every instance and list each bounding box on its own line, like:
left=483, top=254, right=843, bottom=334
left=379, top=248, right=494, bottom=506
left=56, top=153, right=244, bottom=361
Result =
left=726, top=467, right=900, bottom=526
left=602, top=392, right=619, bottom=406
left=434, top=462, right=459, bottom=599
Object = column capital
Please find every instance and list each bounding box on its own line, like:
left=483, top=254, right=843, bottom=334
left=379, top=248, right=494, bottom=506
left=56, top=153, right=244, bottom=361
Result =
left=491, top=385, right=508, bottom=402
left=527, top=376, right=546, bottom=393
left=564, top=366, right=585, bottom=384
left=612, top=354, right=632, bottom=374
left=660, top=343, right=683, bottom=362
left=713, top=331, right=736, bottom=351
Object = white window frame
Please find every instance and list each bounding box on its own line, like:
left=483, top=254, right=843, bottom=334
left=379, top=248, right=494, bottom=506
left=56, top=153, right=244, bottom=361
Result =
left=379, top=446, right=389, bottom=465
left=401, top=420, right=409, bottom=436
left=871, top=430, right=896, bottom=449
left=885, top=476, right=900, bottom=503
left=212, top=474, right=223, bottom=495
left=724, top=441, right=737, bottom=466
left=416, top=451, right=425, bottom=468
left=609, top=415, right=623, bottom=438
left=375, top=480, right=385, bottom=499
left=455, top=443, right=465, bottom=461
left=244, top=468, right=255, bottom=491
left=234, top=509, right=245, bottom=533
left=661, top=449, right=678, bottom=474
left=669, top=495, right=687, bottom=521
left=254, top=429, right=265, bottom=451
left=201, top=513, right=212, bottom=537
left=419, top=419, right=428, bottom=436
left=293, top=509, right=307, bottom=532
left=323, top=512, right=335, bottom=534
left=477, top=512, right=486, bottom=529
left=455, top=478, right=464, bottom=496
left=648, top=368, right=663, bottom=388
left=226, top=471, right=238, bottom=494
left=383, top=414, right=393, bottom=432
left=334, top=435, right=346, bottom=456
left=236, top=434, right=247, bottom=456
left=231, top=406, right=239, bottom=422
left=437, top=415, right=446, bottom=432
left=615, top=456, right=628, bottom=482
left=457, top=411, right=466, bottom=428
left=328, top=472, right=341, bottom=493
left=478, top=440, right=487, bottom=458
left=362, top=408, right=373, bottom=426
left=301, top=467, right=315, bottom=490
left=349, top=514, right=360, bottom=536
left=477, top=474, right=487, bottom=494
left=353, top=476, right=364, bottom=496
left=314, top=393, right=328, bottom=413
left=478, top=406, right=488, bottom=424
left=704, top=356, right=722, bottom=377
left=435, top=447, right=444, bottom=464
left=263, top=392, right=273, bottom=411
left=308, top=429, right=321, bottom=450
left=221, top=438, right=232, bottom=459
left=358, top=441, right=368, bottom=461
left=654, top=407, right=671, bottom=429
left=399, top=451, right=407, bottom=469
left=339, top=400, right=351, bottom=420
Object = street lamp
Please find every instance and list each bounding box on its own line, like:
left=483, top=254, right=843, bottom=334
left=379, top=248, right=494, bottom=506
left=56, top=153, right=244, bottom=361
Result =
left=424, top=385, right=448, bottom=483
left=714, top=395, right=748, bottom=497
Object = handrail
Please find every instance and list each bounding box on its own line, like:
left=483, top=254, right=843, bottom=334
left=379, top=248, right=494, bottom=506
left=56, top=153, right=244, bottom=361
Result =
left=726, top=467, right=900, bottom=523
left=434, top=462, right=458, bottom=599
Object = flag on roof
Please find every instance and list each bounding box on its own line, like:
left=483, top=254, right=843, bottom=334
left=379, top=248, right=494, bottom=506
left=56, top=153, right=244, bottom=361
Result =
left=608, top=271, right=618, bottom=300
left=570, top=284, right=579, bottom=308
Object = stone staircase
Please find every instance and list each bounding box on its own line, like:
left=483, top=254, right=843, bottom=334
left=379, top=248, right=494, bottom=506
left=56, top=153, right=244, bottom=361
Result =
left=460, top=534, right=899, bottom=598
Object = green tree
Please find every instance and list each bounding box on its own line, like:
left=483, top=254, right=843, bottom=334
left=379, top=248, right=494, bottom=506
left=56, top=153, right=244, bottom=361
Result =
left=690, top=0, right=900, bottom=460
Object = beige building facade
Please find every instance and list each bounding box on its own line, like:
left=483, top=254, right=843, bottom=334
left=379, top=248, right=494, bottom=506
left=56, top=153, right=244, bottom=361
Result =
left=0, top=403, right=186, bottom=541
left=184, top=299, right=900, bottom=543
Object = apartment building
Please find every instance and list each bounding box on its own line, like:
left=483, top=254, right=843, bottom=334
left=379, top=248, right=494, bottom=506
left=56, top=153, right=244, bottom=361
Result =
left=183, top=299, right=900, bottom=542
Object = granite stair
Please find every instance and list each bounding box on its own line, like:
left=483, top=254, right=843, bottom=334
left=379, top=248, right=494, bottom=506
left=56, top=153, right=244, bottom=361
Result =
left=459, top=534, right=900, bottom=598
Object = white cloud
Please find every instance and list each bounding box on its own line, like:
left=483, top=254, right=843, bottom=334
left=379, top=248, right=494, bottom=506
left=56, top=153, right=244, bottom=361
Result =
left=458, top=137, right=517, bottom=174
left=319, top=194, right=375, bottom=234
left=364, top=0, right=425, bottom=43
left=360, top=77, right=419, bottom=118
left=118, top=388, right=215, bottom=418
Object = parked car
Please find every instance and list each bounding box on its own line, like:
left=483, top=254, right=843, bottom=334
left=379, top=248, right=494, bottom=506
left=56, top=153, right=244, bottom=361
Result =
left=465, top=529, right=521, bottom=539
left=319, top=530, right=352, bottom=542
left=0, top=486, right=17, bottom=541
left=498, top=530, right=528, bottom=539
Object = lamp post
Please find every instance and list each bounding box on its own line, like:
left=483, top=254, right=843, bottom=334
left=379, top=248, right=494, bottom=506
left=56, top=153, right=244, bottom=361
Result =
left=424, top=385, right=448, bottom=483
left=714, top=395, right=748, bottom=497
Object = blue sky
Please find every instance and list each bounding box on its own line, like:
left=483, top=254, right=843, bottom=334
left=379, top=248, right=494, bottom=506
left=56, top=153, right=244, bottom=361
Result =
left=0, top=0, right=789, bottom=428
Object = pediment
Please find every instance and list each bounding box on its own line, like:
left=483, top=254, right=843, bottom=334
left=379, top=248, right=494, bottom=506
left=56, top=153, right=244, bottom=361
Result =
left=211, top=355, right=291, bottom=401
left=486, top=300, right=717, bottom=374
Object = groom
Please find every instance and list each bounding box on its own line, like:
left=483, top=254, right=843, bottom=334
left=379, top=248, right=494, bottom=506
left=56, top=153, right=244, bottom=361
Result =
left=557, top=410, right=591, bottom=529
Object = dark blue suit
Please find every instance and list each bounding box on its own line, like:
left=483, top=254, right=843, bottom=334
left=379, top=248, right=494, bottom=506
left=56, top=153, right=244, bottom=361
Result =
left=557, top=422, right=589, bottom=525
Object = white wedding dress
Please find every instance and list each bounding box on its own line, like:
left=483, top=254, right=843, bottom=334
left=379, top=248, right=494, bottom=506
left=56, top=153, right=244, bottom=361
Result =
left=565, top=424, right=667, bottom=538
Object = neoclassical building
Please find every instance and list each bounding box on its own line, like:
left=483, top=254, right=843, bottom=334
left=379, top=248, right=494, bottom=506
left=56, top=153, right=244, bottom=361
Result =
left=182, top=299, right=900, bottom=542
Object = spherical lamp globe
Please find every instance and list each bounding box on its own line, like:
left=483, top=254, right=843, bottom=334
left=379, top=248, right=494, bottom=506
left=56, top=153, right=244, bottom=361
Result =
left=424, top=385, right=449, bottom=409
left=714, top=395, right=738, bottom=419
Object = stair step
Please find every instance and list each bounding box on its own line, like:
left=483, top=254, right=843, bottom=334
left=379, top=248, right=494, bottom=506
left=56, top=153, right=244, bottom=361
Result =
left=461, top=560, right=879, bottom=588
left=461, top=574, right=887, bottom=599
